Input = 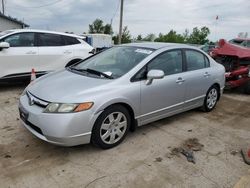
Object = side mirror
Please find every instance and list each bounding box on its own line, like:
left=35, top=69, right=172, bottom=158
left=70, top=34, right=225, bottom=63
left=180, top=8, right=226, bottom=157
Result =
left=146, top=69, right=164, bottom=85
left=89, top=49, right=95, bottom=54
left=0, top=42, right=10, bottom=50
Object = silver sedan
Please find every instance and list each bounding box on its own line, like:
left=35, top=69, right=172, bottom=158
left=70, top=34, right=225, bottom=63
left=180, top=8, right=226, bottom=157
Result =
left=19, top=43, right=225, bottom=149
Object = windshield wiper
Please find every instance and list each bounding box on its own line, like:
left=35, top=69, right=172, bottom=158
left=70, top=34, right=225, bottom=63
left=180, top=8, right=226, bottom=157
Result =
left=69, top=67, right=113, bottom=79
left=86, top=68, right=114, bottom=79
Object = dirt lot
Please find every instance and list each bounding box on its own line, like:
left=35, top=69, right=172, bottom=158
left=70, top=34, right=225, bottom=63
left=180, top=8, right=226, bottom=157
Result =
left=0, top=85, right=250, bottom=188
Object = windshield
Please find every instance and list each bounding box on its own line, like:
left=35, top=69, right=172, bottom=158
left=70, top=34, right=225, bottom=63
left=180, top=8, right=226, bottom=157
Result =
left=72, top=46, right=154, bottom=79
left=229, top=39, right=250, bottom=48
left=0, top=30, right=14, bottom=37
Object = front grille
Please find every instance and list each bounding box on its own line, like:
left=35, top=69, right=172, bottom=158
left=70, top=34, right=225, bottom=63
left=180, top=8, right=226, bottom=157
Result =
left=33, top=101, right=47, bottom=108
left=26, top=91, right=49, bottom=108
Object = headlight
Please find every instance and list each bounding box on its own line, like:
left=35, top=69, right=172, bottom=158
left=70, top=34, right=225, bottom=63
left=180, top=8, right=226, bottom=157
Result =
left=58, top=104, right=78, bottom=113
left=44, top=102, right=93, bottom=113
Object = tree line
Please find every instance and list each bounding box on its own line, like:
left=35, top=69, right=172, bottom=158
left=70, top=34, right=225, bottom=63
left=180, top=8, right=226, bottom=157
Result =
left=88, top=18, right=213, bottom=45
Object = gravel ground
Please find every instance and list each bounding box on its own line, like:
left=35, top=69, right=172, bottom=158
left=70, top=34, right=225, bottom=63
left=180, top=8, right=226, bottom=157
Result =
left=0, top=85, right=250, bottom=188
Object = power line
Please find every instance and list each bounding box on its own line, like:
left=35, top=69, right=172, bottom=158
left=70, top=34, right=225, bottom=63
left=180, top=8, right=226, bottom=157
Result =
left=110, top=0, right=120, bottom=25
left=15, top=0, right=64, bottom=9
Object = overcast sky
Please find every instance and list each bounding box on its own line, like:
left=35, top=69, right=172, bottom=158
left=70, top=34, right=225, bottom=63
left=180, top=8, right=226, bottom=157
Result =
left=3, top=0, right=250, bottom=41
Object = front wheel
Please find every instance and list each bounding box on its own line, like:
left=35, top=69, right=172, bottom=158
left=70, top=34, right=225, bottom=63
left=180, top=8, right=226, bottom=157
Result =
left=91, top=105, right=131, bottom=149
left=202, top=86, right=219, bottom=112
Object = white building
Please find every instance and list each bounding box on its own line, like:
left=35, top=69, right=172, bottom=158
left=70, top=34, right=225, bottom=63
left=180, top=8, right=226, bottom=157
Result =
left=0, top=13, right=29, bottom=32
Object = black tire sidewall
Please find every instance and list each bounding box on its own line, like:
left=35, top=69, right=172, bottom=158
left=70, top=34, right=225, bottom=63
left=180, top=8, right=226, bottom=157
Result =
left=244, top=81, right=250, bottom=94
left=91, top=105, right=131, bottom=149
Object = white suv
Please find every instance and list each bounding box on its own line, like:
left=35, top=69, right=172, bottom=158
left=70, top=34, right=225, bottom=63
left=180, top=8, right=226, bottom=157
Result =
left=0, top=29, right=93, bottom=82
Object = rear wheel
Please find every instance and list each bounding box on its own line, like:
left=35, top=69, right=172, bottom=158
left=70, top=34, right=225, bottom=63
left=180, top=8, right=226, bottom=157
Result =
left=244, top=81, right=250, bottom=94
left=202, top=86, right=219, bottom=112
left=91, top=105, right=131, bottom=149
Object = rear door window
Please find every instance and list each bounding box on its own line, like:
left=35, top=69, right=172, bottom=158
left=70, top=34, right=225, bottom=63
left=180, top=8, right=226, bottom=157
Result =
left=38, top=33, right=64, bottom=46
left=63, top=36, right=80, bottom=45
left=185, top=50, right=209, bottom=71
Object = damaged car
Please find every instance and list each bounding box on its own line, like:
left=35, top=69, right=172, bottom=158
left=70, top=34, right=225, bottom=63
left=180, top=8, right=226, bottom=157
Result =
left=211, top=38, right=250, bottom=94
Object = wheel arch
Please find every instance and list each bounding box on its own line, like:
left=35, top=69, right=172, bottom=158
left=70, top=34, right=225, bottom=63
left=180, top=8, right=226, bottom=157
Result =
left=95, top=101, right=137, bottom=132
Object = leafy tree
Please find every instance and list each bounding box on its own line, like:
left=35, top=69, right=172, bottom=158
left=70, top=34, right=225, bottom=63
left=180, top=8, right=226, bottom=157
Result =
left=186, top=27, right=210, bottom=44
left=88, top=19, right=113, bottom=35
left=136, top=34, right=143, bottom=41
left=143, top=33, right=156, bottom=42
left=154, top=27, right=211, bottom=44
left=121, top=26, right=132, bottom=43
left=89, top=19, right=104, bottom=33
left=104, top=24, right=113, bottom=35
left=155, top=30, right=185, bottom=43
left=112, top=26, right=132, bottom=44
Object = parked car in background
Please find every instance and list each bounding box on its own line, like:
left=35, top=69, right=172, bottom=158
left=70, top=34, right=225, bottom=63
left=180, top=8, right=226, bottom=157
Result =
left=229, top=38, right=250, bottom=48
left=0, top=29, right=93, bottom=82
left=211, top=38, right=250, bottom=94
left=199, top=44, right=215, bottom=54
left=81, top=33, right=112, bottom=52
left=19, top=43, right=225, bottom=149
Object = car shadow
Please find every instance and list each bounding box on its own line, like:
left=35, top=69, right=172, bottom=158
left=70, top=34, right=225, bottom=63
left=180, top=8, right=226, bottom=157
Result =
left=0, top=82, right=28, bottom=92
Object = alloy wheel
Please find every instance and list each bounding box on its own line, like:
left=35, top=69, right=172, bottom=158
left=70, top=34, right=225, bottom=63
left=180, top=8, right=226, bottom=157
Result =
left=206, top=88, right=218, bottom=109
left=100, top=112, right=127, bottom=144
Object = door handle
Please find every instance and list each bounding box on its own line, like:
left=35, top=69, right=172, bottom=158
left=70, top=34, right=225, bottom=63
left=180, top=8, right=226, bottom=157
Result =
left=64, top=50, right=72, bottom=54
left=176, top=77, right=185, bottom=84
left=26, top=51, right=36, bottom=55
left=204, top=72, right=211, bottom=77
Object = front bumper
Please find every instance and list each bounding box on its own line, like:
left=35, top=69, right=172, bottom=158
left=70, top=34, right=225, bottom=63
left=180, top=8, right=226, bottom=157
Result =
left=19, top=93, right=100, bottom=146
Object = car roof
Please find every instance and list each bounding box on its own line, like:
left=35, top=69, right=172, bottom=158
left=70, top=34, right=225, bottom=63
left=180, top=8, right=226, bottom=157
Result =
left=122, top=42, right=189, bottom=50
left=232, top=38, right=250, bottom=42
left=121, top=42, right=207, bottom=51
left=2, top=29, right=82, bottom=38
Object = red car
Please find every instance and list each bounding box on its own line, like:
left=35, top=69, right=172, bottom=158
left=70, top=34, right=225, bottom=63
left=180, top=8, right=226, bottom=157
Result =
left=211, top=38, right=250, bottom=94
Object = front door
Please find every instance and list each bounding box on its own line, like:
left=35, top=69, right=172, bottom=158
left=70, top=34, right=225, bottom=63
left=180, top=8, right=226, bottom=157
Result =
left=139, top=50, right=186, bottom=125
left=0, top=32, right=38, bottom=78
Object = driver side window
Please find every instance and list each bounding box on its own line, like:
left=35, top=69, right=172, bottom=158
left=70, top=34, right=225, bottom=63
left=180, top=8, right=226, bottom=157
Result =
left=132, top=50, right=183, bottom=82
left=3, top=33, right=35, bottom=47
left=148, top=50, right=183, bottom=75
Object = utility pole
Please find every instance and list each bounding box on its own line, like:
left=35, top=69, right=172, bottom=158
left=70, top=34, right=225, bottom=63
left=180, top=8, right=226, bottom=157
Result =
left=118, top=0, right=124, bottom=44
left=1, top=0, right=5, bottom=15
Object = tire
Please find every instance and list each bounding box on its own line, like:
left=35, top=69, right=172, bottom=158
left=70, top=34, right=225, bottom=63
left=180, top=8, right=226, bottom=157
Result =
left=91, top=105, right=131, bottom=149
left=202, top=85, right=219, bottom=112
left=244, top=81, right=250, bottom=94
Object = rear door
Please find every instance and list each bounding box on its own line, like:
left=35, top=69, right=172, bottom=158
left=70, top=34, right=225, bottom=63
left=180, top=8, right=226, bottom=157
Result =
left=0, top=32, right=38, bottom=78
left=37, top=33, right=73, bottom=72
left=183, top=49, right=213, bottom=108
left=139, top=50, right=186, bottom=124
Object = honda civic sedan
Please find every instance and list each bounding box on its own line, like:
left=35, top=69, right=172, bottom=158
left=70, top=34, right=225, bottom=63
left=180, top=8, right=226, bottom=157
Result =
left=19, top=42, right=225, bottom=149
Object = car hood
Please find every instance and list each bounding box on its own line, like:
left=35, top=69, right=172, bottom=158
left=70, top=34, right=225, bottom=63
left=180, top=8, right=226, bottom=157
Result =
left=28, top=69, right=113, bottom=103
